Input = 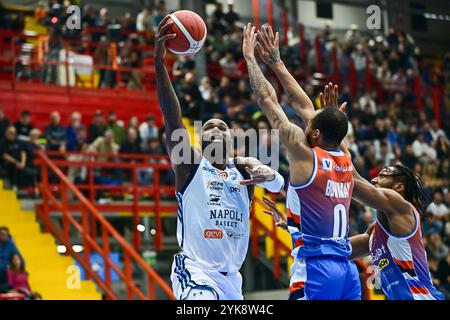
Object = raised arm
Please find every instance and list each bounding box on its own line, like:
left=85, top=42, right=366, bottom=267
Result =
left=154, top=21, right=200, bottom=189
left=155, top=22, right=188, bottom=152
left=256, top=25, right=315, bottom=121
left=352, top=170, right=412, bottom=216
left=243, top=24, right=310, bottom=160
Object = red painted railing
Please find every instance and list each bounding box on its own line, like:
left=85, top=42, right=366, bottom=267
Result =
left=35, top=150, right=175, bottom=300
left=40, top=150, right=176, bottom=251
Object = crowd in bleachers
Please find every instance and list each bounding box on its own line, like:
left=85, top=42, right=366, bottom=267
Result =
left=0, top=108, right=173, bottom=195
left=0, top=1, right=449, bottom=298
left=0, top=226, right=40, bottom=299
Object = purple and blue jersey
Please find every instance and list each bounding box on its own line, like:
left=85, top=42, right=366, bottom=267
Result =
left=370, top=208, right=444, bottom=300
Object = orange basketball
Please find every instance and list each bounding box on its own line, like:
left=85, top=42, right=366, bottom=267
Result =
left=159, top=10, right=207, bottom=55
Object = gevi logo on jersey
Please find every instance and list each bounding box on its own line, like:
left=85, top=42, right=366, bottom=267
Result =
left=204, top=229, right=223, bottom=239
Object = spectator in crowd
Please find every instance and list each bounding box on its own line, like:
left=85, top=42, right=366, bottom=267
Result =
left=220, top=51, right=240, bottom=77
left=0, top=226, right=21, bottom=293
left=0, top=127, right=29, bottom=189
left=177, top=72, right=203, bottom=119
left=0, top=108, right=9, bottom=140
left=412, top=133, right=430, bottom=158
left=81, top=4, right=96, bottom=28
left=136, top=8, right=152, bottom=32
left=14, top=111, right=33, bottom=141
left=88, top=111, right=107, bottom=143
left=45, top=111, right=66, bottom=152
left=427, top=232, right=449, bottom=261
left=7, top=253, right=40, bottom=299
left=127, top=116, right=142, bottom=143
left=89, top=130, right=119, bottom=158
left=121, top=12, right=136, bottom=33
left=138, top=114, right=158, bottom=146
left=224, top=2, right=240, bottom=27
left=427, top=190, right=449, bottom=230
left=67, top=142, right=89, bottom=183
left=119, top=127, right=142, bottom=155
left=107, top=112, right=126, bottom=145
left=153, top=0, right=167, bottom=29
left=95, top=36, right=116, bottom=88
left=66, top=112, right=85, bottom=151
left=24, top=128, right=44, bottom=171
left=96, top=7, right=110, bottom=28
left=436, top=135, right=449, bottom=160
left=34, top=3, right=47, bottom=23
left=138, top=137, right=168, bottom=186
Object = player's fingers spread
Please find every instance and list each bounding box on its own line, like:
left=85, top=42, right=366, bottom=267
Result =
left=319, top=92, right=324, bottom=108
left=252, top=32, right=258, bottom=43
left=262, top=197, right=276, bottom=207
left=159, top=21, right=174, bottom=34
left=240, top=179, right=258, bottom=185
left=268, top=26, right=274, bottom=40
left=275, top=32, right=279, bottom=46
left=161, top=34, right=176, bottom=42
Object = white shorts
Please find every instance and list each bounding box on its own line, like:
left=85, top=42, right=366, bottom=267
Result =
left=170, top=253, right=243, bottom=300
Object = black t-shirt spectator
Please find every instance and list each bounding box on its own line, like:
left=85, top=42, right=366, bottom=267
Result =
left=88, top=123, right=106, bottom=143
left=119, top=140, right=142, bottom=155
left=45, top=124, right=66, bottom=151
left=0, top=139, right=24, bottom=162
left=224, top=10, right=240, bottom=25
left=14, top=121, right=33, bottom=139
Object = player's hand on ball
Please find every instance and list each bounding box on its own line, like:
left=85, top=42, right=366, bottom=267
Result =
left=262, top=197, right=288, bottom=230
left=240, top=165, right=275, bottom=185
left=243, top=23, right=258, bottom=60
left=256, top=24, right=281, bottom=66
left=155, top=21, right=177, bottom=61
left=319, top=82, right=347, bottom=112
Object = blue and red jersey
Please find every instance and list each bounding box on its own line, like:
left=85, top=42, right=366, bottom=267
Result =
left=286, top=147, right=354, bottom=259
left=370, top=208, right=444, bottom=300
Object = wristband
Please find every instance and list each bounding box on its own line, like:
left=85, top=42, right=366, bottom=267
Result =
left=255, top=165, right=285, bottom=193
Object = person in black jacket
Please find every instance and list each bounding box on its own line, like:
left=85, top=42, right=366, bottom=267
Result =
left=14, top=110, right=33, bottom=141
left=0, top=127, right=28, bottom=189
left=119, top=127, right=142, bottom=156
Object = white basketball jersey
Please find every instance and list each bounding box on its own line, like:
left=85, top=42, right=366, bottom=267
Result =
left=176, top=157, right=251, bottom=274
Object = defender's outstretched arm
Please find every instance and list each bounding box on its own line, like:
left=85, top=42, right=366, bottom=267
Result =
left=256, top=24, right=315, bottom=121
left=243, top=23, right=310, bottom=159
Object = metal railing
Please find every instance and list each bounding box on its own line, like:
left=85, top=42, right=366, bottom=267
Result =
left=35, top=150, right=175, bottom=300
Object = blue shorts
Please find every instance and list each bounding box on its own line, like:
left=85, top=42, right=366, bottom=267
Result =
left=289, top=256, right=361, bottom=300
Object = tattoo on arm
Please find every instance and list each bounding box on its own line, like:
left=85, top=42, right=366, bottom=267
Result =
left=267, top=48, right=281, bottom=64
left=246, top=57, right=275, bottom=101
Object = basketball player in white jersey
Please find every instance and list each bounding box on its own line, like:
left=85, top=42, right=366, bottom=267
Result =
left=154, top=22, right=285, bottom=300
